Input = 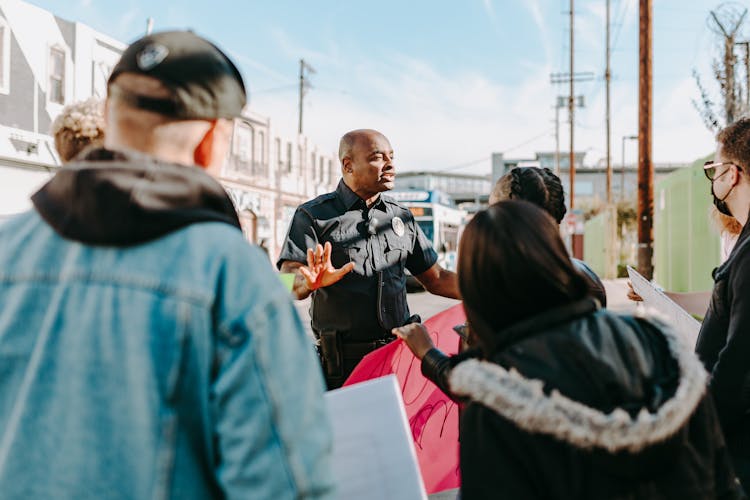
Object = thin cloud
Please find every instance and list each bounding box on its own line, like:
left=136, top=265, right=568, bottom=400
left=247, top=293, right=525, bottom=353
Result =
left=227, top=50, right=290, bottom=84
left=521, top=0, right=553, bottom=65
left=482, top=0, right=499, bottom=29
left=252, top=53, right=558, bottom=174
left=116, top=7, right=141, bottom=39
left=270, top=27, right=340, bottom=67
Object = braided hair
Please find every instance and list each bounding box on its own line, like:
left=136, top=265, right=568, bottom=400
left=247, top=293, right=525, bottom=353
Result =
left=490, top=167, right=567, bottom=224
left=539, top=168, right=567, bottom=223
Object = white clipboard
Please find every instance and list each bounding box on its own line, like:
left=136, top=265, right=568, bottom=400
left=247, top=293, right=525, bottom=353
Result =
left=627, top=266, right=701, bottom=346
left=324, top=375, right=428, bottom=500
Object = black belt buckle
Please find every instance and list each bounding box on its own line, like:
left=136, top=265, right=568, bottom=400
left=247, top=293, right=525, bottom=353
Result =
left=319, top=330, right=342, bottom=378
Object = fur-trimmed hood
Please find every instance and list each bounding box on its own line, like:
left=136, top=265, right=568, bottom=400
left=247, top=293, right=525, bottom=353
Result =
left=449, top=307, right=708, bottom=454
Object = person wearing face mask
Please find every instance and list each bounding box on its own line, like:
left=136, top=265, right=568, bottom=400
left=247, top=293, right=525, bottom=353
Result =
left=697, top=117, right=750, bottom=490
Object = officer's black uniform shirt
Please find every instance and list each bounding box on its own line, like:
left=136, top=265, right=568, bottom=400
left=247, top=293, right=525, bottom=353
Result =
left=277, top=180, right=438, bottom=341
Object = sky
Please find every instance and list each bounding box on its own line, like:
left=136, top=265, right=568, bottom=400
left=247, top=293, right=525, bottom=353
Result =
left=30, top=0, right=740, bottom=174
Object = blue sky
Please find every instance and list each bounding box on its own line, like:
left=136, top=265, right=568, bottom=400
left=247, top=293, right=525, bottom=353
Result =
left=33, top=0, right=732, bottom=173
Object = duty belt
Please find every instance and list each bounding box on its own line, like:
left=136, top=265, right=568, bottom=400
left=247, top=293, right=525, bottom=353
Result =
left=340, top=338, right=394, bottom=360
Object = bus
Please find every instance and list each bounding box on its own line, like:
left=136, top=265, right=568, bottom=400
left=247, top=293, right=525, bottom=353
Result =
left=388, top=189, right=467, bottom=280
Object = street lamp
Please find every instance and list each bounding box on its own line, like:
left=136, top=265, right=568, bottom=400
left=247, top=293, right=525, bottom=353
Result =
left=621, top=135, right=638, bottom=200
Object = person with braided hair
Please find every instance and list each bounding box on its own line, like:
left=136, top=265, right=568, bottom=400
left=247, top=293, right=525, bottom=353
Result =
left=491, top=166, right=606, bottom=306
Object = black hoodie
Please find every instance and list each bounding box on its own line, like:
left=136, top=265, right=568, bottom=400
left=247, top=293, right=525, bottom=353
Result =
left=450, top=301, right=744, bottom=500
left=31, top=148, right=241, bottom=246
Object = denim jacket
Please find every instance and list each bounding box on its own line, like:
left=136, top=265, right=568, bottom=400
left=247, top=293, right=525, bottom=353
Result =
left=0, top=151, right=334, bottom=499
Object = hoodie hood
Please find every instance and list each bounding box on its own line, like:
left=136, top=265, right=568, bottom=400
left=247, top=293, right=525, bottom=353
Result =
left=32, top=148, right=241, bottom=246
left=449, top=310, right=708, bottom=455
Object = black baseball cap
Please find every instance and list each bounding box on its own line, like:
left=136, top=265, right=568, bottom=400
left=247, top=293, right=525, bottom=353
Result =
left=108, top=30, right=247, bottom=120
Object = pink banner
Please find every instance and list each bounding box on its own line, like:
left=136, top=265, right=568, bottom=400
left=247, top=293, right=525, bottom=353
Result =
left=344, top=304, right=466, bottom=494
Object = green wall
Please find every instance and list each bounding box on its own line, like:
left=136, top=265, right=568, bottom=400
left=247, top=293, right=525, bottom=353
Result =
left=654, top=155, right=720, bottom=292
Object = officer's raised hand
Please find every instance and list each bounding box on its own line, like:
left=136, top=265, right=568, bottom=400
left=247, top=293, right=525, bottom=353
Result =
left=298, top=241, right=355, bottom=292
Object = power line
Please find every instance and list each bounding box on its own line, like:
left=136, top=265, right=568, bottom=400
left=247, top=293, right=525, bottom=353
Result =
left=611, top=0, right=631, bottom=51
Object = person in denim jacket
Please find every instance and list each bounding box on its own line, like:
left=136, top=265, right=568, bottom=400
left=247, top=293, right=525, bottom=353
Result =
left=0, top=31, right=333, bottom=499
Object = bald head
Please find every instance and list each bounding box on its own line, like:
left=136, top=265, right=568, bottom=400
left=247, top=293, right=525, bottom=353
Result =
left=338, top=129, right=387, bottom=163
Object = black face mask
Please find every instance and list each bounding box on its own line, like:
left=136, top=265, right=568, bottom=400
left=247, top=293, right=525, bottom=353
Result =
left=711, top=181, right=734, bottom=217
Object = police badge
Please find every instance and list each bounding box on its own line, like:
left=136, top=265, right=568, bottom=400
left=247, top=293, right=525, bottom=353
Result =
left=392, top=216, right=405, bottom=237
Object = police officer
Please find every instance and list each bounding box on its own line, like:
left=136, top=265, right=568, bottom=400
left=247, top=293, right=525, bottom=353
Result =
left=278, top=129, right=461, bottom=388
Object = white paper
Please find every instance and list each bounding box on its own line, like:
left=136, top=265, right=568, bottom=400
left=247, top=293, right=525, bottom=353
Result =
left=627, top=266, right=701, bottom=346
left=324, top=375, right=428, bottom=500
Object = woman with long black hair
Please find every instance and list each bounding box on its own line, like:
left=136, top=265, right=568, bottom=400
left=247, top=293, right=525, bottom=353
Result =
left=395, top=201, right=740, bottom=499
left=393, top=167, right=605, bottom=398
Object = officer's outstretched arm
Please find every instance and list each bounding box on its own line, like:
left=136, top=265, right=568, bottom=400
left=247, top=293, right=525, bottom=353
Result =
left=280, top=242, right=354, bottom=300
left=416, top=263, right=461, bottom=299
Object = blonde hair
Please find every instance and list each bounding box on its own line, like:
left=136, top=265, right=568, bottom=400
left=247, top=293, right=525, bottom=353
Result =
left=710, top=205, right=742, bottom=236
left=50, top=97, right=105, bottom=163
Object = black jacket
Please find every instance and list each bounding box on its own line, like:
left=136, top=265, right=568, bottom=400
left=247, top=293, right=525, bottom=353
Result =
left=449, top=299, right=742, bottom=500
left=697, top=220, right=750, bottom=487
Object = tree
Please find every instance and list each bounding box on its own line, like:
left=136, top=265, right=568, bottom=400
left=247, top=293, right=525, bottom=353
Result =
left=693, top=2, right=749, bottom=132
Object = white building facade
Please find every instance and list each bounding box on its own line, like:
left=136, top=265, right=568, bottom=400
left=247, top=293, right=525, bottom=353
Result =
left=0, top=0, right=339, bottom=261
left=0, top=0, right=124, bottom=221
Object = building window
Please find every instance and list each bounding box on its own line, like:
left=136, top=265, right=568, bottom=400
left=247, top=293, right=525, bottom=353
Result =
left=286, top=142, right=293, bottom=173
left=93, top=61, right=112, bottom=98
left=257, top=130, right=266, bottom=176
left=328, top=159, right=335, bottom=184
left=319, top=157, right=325, bottom=182
left=0, top=21, right=10, bottom=94
left=275, top=138, right=282, bottom=169
left=258, top=131, right=265, bottom=162
left=49, top=47, right=66, bottom=104
left=310, top=152, right=316, bottom=180
left=234, top=122, right=253, bottom=168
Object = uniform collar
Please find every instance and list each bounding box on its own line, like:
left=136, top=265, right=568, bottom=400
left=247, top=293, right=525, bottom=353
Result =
left=335, top=179, right=387, bottom=211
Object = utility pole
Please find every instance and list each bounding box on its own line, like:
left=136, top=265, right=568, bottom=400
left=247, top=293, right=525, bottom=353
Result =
left=298, top=59, right=316, bottom=135
left=550, top=0, right=591, bottom=202
left=554, top=96, right=565, bottom=176
left=605, top=0, right=612, bottom=204
left=638, top=0, right=653, bottom=280
left=621, top=135, right=637, bottom=200
left=569, top=0, right=575, bottom=209
left=553, top=95, right=583, bottom=177
left=550, top=2, right=592, bottom=209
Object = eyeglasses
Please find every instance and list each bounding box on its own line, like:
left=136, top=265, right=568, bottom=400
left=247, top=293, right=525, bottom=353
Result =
left=704, top=161, right=741, bottom=181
